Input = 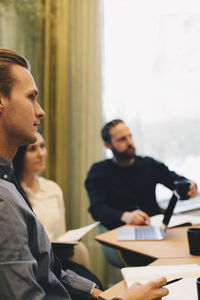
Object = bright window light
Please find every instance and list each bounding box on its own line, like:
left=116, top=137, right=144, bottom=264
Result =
left=103, top=0, right=200, bottom=198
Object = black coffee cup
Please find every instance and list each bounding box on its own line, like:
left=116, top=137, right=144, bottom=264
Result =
left=187, top=228, right=200, bottom=255
left=174, top=180, right=191, bottom=200
left=197, top=277, right=200, bottom=300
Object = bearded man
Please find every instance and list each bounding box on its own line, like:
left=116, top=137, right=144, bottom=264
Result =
left=85, top=119, right=197, bottom=230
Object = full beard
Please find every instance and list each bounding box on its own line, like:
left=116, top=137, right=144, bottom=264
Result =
left=111, top=145, right=136, bottom=160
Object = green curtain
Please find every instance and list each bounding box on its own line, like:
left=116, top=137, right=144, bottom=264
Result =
left=0, top=5, right=40, bottom=84
left=0, top=0, right=107, bottom=286
left=39, top=0, right=107, bottom=285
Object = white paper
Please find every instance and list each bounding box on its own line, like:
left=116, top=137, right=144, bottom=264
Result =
left=164, top=278, right=197, bottom=300
left=121, top=264, right=200, bottom=288
left=150, top=214, right=200, bottom=228
left=55, top=221, right=100, bottom=243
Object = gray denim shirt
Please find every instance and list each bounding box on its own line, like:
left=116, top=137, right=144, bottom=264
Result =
left=0, top=157, right=95, bottom=299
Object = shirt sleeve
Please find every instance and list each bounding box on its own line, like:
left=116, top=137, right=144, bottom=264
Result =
left=150, top=157, right=188, bottom=190
left=0, top=194, right=95, bottom=300
left=85, top=164, right=125, bottom=229
left=0, top=197, right=46, bottom=300
left=60, top=269, right=95, bottom=298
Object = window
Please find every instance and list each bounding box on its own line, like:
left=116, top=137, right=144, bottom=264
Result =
left=103, top=0, right=200, bottom=198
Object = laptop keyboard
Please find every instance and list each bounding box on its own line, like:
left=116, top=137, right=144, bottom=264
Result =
left=117, top=226, right=165, bottom=240
left=135, top=226, right=165, bottom=240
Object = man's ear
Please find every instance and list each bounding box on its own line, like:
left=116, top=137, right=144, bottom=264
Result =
left=0, top=99, right=3, bottom=112
left=104, top=141, right=112, bottom=150
left=0, top=96, right=6, bottom=112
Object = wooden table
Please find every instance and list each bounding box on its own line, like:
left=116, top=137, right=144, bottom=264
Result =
left=150, top=257, right=200, bottom=266
left=97, top=225, right=200, bottom=299
left=99, top=257, right=200, bottom=300
left=95, top=224, right=200, bottom=260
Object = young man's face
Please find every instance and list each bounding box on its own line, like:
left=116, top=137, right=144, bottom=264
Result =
left=108, top=122, right=136, bottom=160
left=1, top=64, right=45, bottom=147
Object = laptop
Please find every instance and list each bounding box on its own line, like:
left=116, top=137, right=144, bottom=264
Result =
left=117, top=192, right=179, bottom=241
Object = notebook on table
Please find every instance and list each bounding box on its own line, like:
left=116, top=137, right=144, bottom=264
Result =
left=117, top=192, right=179, bottom=241
left=121, top=264, right=200, bottom=299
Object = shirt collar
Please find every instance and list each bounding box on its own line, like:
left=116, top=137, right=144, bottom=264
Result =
left=0, top=157, right=14, bottom=181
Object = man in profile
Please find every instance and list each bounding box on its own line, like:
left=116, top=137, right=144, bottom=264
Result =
left=85, top=119, right=197, bottom=230
left=0, top=49, right=168, bottom=299
left=0, top=47, right=98, bottom=299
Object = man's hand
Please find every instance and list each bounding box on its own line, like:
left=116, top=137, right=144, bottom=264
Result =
left=121, top=210, right=150, bottom=225
left=120, top=277, right=169, bottom=300
left=188, top=182, right=198, bottom=199
left=91, top=287, right=103, bottom=299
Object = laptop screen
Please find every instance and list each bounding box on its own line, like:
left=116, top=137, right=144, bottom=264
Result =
left=162, top=192, right=179, bottom=226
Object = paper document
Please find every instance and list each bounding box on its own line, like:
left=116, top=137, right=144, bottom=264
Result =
left=55, top=221, right=100, bottom=243
left=164, top=277, right=197, bottom=300
left=121, top=264, right=200, bottom=288
left=150, top=214, right=200, bottom=228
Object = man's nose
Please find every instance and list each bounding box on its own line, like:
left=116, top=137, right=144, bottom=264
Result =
left=127, top=137, right=133, bottom=146
left=35, top=102, right=46, bottom=120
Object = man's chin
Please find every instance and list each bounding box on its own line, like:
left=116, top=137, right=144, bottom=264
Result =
left=111, top=146, right=136, bottom=160
left=125, top=150, right=136, bottom=160
left=28, top=133, right=37, bottom=144
left=115, top=154, right=135, bottom=161
left=127, top=147, right=135, bottom=154
left=19, top=134, right=37, bottom=147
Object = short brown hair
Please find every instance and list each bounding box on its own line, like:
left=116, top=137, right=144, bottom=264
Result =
left=101, top=119, right=124, bottom=143
left=0, top=48, right=30, bottom=97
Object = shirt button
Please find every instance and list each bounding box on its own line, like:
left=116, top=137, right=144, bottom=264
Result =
left=4, top=174, right=8, bottom=179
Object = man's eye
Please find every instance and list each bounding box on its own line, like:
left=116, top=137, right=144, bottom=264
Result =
left=28, top=94, right=35, bottom=100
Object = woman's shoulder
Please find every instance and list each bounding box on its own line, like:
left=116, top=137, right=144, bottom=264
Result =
left=38, top=177, right=62, bottom=192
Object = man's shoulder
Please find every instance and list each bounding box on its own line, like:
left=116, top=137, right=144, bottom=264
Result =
left=91, top=159, right=112, bottom=168
left=136, top=155, right=160, bottom=165
left=0, top=179, right=16, bottom=199
left=0, top=179, right=33, bottom=213
left=87, top=159, right=113, bottom=176
left=135, top=156, right=169, bottom=174
left=0, top=179, right=25, bottom=215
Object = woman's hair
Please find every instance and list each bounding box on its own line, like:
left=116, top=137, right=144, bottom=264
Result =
left=13, top=144, right=28, bottom=183
left=13, top=129, right=43, bottom=183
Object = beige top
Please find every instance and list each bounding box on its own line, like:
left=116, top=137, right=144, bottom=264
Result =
left=22, top=176, right=91, bottom=269
left=21, top=176, right=66, bottom=242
